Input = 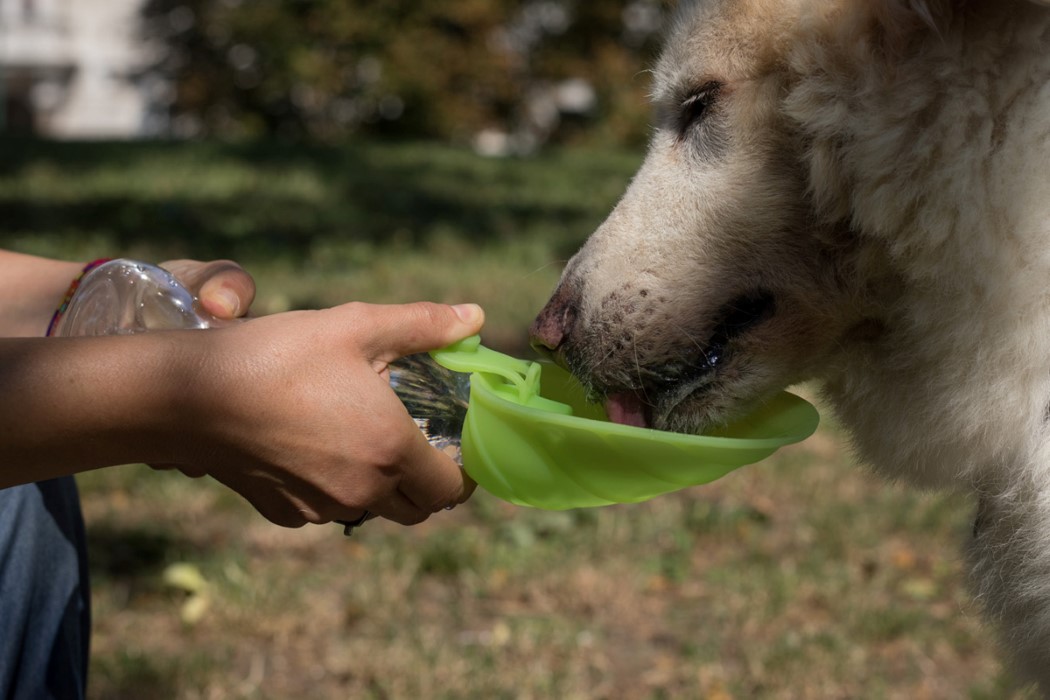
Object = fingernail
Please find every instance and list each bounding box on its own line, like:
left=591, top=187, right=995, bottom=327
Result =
left=452, top=303, right=482, bottom=324
left=212, top=288, right=241, bottom=317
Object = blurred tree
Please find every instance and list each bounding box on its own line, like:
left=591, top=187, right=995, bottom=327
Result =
left=140, top=0, right=669, bottom=149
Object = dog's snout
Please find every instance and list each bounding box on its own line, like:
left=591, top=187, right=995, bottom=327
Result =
left=530, top=283, right=579, bottom=356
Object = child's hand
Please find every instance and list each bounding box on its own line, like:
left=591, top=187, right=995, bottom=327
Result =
left=161, top=259, right=257, bottom=319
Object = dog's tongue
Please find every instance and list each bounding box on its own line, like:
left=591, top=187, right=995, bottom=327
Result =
left=605, top=393, right=648, bottom=428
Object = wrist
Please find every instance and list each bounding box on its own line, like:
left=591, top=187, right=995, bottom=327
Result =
left=45, top=258, right=113, bottom=337
left=154, top=327, right=236, bottom=470
left=130, top=330, right=221, bottom=467
left=0, top=252, right=85, bottom=337
left=82, top=332, right=203, bottom=467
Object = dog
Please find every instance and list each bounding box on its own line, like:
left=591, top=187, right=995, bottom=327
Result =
left=530, top=0, right=1050, bottom=689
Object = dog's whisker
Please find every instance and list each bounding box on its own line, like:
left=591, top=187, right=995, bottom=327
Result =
left=523, top=260, right=571, bottom=278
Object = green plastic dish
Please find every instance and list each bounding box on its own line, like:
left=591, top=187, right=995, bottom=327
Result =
left=431, top=337, right=819, bottom=510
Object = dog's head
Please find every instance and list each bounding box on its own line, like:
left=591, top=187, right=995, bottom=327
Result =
left=530, top=0, right=918, bottom=433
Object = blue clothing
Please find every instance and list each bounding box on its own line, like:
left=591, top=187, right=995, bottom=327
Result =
left=0, top=478, right=90, bottom=700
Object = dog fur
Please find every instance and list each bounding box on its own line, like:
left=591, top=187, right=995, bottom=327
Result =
left=530, top=0, right=1050, bottom=688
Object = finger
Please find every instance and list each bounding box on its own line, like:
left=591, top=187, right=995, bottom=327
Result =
left=160, top=259, right=256, bottom=319
left=365, top=488, right=433, bottom=526
left=457, top=475, right=479, bottom=503
left=198, top=265, right=256, bottom=319
left=394, top=432, right=476, bottom=514
left=205, top=471, right=313, bottom=529
left=348, top=301, right=485, bottom=361
left=252, top=499, right=310, bottom=529
left=335, top=513, right=371, bottom=536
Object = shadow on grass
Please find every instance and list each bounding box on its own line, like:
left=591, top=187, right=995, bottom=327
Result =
left=84, top=523, right=198, bottom=698
left=86, top=521, right=184, bottom=584
left=0, top=136, right=635, bottom=263
left=88, top=650, right=184, bottom=700
left=89, top=644, right=231, bottom=700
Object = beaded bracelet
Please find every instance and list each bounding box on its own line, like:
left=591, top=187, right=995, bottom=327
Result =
left=45, top=258, right=113, bottom=337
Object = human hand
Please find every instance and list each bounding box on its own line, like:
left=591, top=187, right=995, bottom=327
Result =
left=160, top=258, right=256, bottom=319
left=169, top=301, right=485, bottom=529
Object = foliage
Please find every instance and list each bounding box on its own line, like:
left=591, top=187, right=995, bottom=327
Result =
left=139, top=1, right=669, bottom=147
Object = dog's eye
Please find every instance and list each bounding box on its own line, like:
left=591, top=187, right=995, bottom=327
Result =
left=717, top=291, right=776, bottom=336
left=677, top=83, right=721, bottom=136
left=693, top=291, right=775, bottom=373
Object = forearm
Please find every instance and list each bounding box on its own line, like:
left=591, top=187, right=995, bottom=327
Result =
left=0, top=250, right=84, bottom=337
left=0, top=333, right=200, bottom=486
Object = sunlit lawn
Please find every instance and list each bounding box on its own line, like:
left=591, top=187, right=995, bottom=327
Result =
left=1, top=137, right=636, bottom=349
left=0, top=138, right=1034, bottom=698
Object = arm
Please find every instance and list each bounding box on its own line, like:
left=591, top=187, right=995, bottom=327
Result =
left=0, top=251, right=484, bottom=527
left=0, top=331, right=204, bottom=482
left=0, top=250, right=259, bottom=480
left=0, top=250, right=83, bottom=337
left=0, top=252, right=256, bottom=337
left=0, top=302, right=484, bottom=525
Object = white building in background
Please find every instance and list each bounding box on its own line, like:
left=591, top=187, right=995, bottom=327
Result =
left=0, top=0, right=164, bottom=137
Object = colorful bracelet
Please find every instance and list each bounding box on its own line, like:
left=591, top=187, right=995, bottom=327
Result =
left=45, top=258, right=113, bottom=337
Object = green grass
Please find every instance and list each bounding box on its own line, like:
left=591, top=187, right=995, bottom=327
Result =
left=0, top=137, right=639, bottom=350
left=1, top=138, right=1037, bottom=698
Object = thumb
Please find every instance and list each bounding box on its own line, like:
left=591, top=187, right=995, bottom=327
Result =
left=197, top=264, right=256, bottom=319
left=355, top=301, right=485, bottom=360
left=161, top=259, right=256, bottom=319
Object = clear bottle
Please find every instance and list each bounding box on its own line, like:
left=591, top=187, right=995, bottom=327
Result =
left=53, top=259, right=470, bottom=463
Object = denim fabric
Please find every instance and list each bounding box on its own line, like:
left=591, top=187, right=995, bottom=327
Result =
left=0, top=478, right=90, bottom=700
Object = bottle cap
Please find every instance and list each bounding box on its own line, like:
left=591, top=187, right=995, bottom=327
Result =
left=430, top=337, right=820, bottom=510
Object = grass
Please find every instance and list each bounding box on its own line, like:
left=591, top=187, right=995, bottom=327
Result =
left=1, top=137, right=1037, bottom=698
left=0, top=137, right=636, bottom=349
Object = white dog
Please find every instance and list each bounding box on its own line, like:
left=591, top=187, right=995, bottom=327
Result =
left=531, top=0, right=1050, bottom=689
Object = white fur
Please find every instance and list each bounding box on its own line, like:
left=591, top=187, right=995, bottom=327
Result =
left=786, top=3, right=1050, bottom=683
left=533, top=0, right=1050, bottom=689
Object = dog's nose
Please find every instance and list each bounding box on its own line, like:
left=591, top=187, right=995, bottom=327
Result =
left=529, top=283, right=579, bottom=356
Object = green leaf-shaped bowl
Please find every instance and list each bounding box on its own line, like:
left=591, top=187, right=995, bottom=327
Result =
left=431, top=337, right=819, bottom=510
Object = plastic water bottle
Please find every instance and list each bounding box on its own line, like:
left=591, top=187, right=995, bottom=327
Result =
left=53, top=258, right=470, bottom=462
